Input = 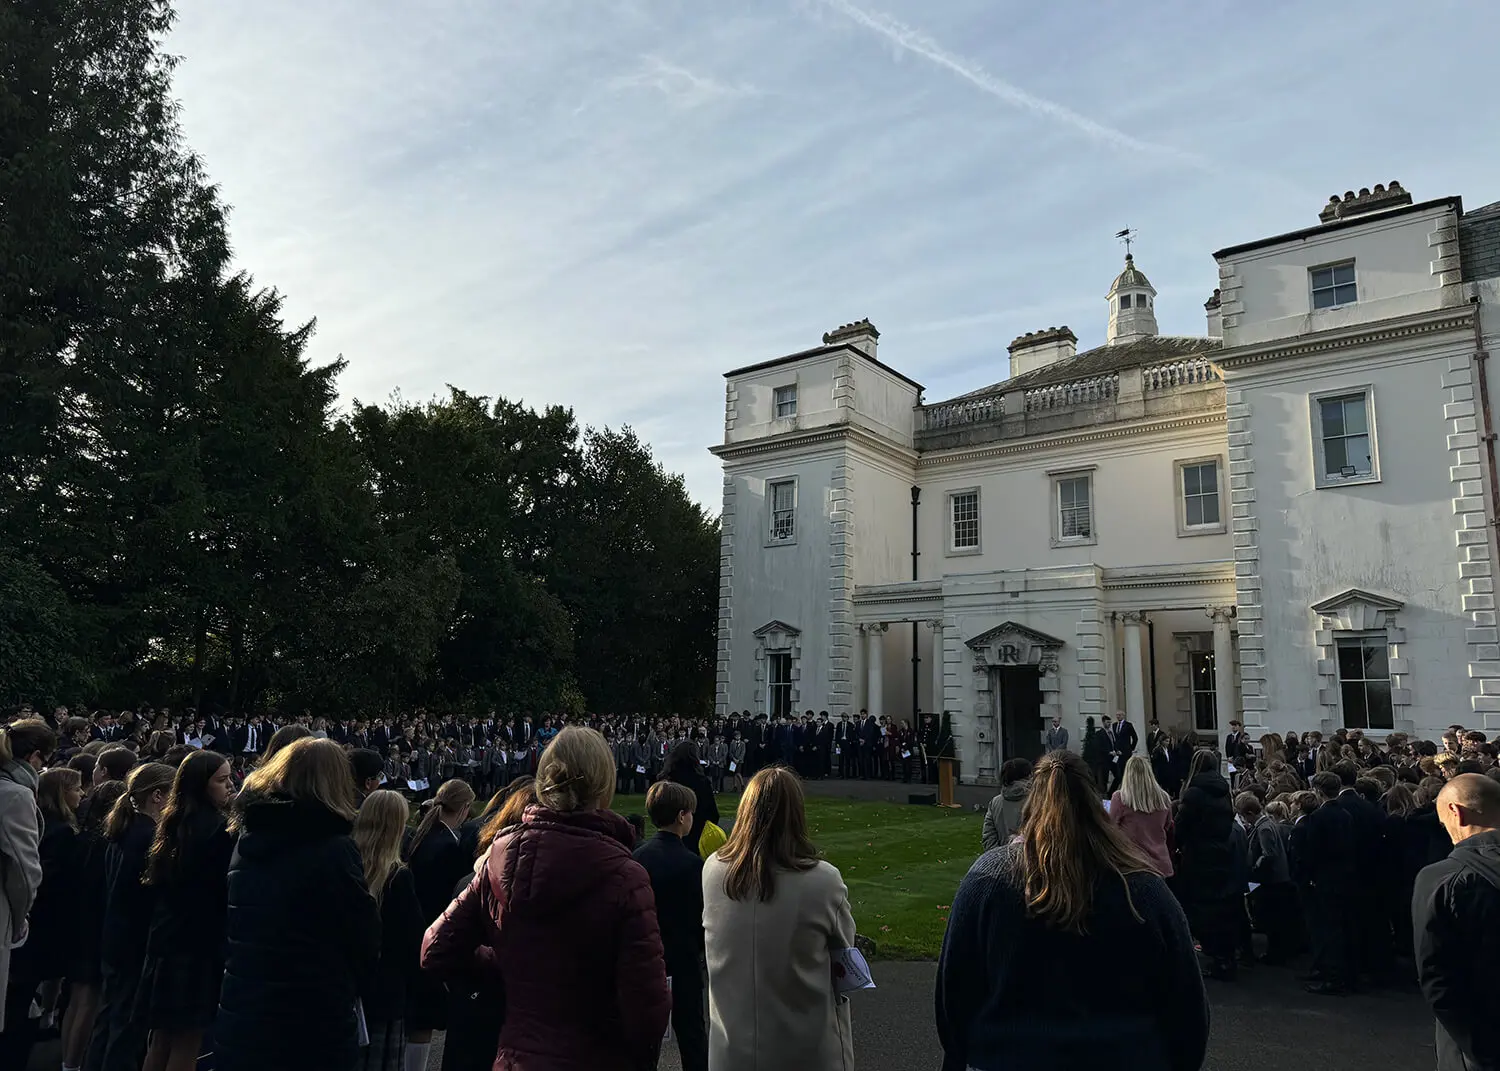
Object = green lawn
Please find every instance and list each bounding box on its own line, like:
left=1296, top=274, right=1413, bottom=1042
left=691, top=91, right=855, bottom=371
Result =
left=613, top=793, right=982, bottom=959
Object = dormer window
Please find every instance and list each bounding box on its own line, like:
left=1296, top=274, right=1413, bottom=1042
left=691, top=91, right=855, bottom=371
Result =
left=1119, top=294, right=1132, bottom=310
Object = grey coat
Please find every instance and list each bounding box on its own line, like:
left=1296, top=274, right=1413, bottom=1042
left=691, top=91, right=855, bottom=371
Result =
left=1045, top=725, right=1069, bottom=752
left=0, top=761, right=43, bottom=1032
left=1247, top=813, right=1291, bottom=885
left=703, top=856, right=856, bottom=1071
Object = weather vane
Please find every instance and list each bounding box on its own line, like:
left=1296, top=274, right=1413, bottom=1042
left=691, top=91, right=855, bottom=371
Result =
left=1115, top=227, right=1136, bottom=257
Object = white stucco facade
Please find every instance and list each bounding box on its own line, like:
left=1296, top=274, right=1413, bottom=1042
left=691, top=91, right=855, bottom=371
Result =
left=714, top=185, right=1500, bottom=783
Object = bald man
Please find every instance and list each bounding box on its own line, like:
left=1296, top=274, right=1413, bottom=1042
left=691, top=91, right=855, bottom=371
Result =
left=1413, top=773, right=1500, bottom=1070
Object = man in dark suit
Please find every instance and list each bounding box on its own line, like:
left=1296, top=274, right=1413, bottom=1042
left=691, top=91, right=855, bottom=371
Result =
left=859, top=712, right=881, bottom=780
left=1292, top=772, right=1357, bottom=995
left=1299, top=731, right=1324, bottom=780
left=1333, top=763, right=1390, bottom=983
left=1223, top=719, right=1251, bottom=761
left=234, top=715, right=266, bottom=756
left=634, top=781, right=707, bottom=1071
left=816, top=713, right=834, bottom=779
left=834, top=714, right=855, bottom=779
left=1109, top=716, right=1138, bottom=793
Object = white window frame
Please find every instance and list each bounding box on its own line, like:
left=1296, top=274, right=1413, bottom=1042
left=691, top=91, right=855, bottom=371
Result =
left=946, top=487, right=982, bottom=556
left=1334, top=631, right=1395, bottom=731
left=1049, top=468, right=1097, bottom=548
left=1175, top=455, right=1227, bottom=537
left=766, top=477, right=798, bottom=546
left=1309, top=386, right=1380, bottom=489
left=1310, top=260, right=1357, bottom=311
left=767, top=651, right=795, bottom=719
left=772, top=384, right=798, bottom=420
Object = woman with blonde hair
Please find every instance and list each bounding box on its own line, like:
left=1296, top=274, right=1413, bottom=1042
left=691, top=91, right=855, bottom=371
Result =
left=422, top=725, right=669, bottom=1070
left=89, top=761, right=175, bottom=1071
left=1110, top=754, right=1175, bottom=877
left=702, top=766, right=856, bottom=1071
left=937, top=750, right=1208, bottom=1070
left=214, top=737, right=381, bottom=1071
left=353, top=791, right=424, bottom=1071
left=401, top=778, right=475, bottom=1071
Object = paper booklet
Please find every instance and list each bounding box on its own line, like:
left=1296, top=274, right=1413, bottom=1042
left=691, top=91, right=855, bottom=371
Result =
left=831, top=947, right=876, bottom=993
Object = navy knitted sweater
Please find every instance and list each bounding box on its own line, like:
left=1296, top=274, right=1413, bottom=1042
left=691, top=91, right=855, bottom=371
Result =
left=936, top=844, right=1209, bottom=1071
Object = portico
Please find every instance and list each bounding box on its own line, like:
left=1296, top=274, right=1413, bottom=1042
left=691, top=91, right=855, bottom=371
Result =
left=849, top=561, right=1237, bottom=784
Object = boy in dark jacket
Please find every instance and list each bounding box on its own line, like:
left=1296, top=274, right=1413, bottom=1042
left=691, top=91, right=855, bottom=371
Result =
left=633, top=781, right=707, bottom=1071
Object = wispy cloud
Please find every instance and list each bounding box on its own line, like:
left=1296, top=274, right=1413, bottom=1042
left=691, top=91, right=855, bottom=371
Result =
left=610, top=56, right=761, bottom=108
left=165, top=0, right=1500, bottom=507
left=810, top=0, right=1209, bottom=169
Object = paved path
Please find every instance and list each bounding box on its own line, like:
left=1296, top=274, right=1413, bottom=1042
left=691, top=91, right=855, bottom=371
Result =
left=653, top=959, right=1435, bottom=1071
left=28, top=959, right=1433, bottom=1071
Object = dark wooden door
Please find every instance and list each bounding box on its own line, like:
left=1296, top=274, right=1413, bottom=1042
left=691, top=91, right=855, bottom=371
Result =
left=999, top=666, right=1044, bottom=763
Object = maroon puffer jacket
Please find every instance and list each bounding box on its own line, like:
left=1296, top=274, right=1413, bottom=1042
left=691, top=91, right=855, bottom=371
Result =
left=421, top=805, right=670, bottom=1071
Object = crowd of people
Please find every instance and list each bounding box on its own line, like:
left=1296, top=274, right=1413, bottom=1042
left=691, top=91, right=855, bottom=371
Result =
left=0, top=701, right=856, bottom=1071
left=966, top=715, right=1500, bottom=1069
left=17, top=704, right=947, bottom=806
left=1, top=698, right=1497, bottom=1071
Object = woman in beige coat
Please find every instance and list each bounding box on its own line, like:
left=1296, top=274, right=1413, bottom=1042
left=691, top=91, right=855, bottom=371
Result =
left=703, top=766, right=856, bottom=1071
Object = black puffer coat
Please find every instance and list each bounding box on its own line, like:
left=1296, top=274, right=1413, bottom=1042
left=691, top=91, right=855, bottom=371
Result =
left=214, top=796, right=380, bottom=1071
left=1173, top=769, right=1235, bottom=903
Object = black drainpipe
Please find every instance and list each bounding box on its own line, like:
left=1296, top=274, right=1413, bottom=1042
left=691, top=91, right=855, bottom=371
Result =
left=1471, top=295, right=1500, bottom=535
left=911, top=486, right=921, bottom=717
left=1147, top=617, right=1159, bottom=723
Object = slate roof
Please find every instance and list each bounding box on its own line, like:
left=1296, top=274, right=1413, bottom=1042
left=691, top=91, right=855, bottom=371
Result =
left=934, top=334, right=1222, bottom=404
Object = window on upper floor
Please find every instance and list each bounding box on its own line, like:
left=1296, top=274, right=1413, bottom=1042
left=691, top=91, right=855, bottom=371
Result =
left=1310, top=261, right=1357, bottom=310
left=1177, top=458, right=1224, bottom=535
left=1311, top=388, right=1379, bottom=487
left=1052, top=472, right=1094, bottom=546
left=1119, top=294, right=1132, bottom=310
left=948, top=489, right=980, bottom=554
left=1337, top=633, right=1393, bottom=730
left=773, top=384, right=798, bottom=419
left=768, top=479, right=797, bottom=544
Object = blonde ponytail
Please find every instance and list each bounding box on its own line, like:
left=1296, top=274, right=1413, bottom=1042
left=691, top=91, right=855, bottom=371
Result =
left=104, top=762, right=175, bottom=840
left=404, top=779, right=474, bottom=860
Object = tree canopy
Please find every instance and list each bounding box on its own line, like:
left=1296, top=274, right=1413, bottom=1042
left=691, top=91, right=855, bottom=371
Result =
left=0, top=0, right=719, bottom=715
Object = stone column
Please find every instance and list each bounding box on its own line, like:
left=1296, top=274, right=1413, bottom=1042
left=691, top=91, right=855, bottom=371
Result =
left=928, top=620, right=945, bottom=715
left=1121, top=611, right=1146, bottom=726
left=1103, top=612, right=1120, bottom=714
left=1209, top=606, right=1237, bottom=729
left=864, top=623, right=887, bottom=716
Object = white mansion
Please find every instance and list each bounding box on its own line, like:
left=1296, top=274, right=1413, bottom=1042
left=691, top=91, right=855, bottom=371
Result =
left=712, top=182, right=1500, bottom=784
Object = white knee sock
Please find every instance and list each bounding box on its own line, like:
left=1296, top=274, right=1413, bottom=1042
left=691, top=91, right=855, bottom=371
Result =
left=404, top=1041, right=431, bottom=1071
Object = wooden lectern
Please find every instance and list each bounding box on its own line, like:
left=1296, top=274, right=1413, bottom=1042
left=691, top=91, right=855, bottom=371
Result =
left=937, top=756, right=961, bottom=808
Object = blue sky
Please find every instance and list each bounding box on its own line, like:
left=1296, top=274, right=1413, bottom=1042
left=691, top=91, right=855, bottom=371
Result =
left=169, top=0, right=1500, bottom=506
